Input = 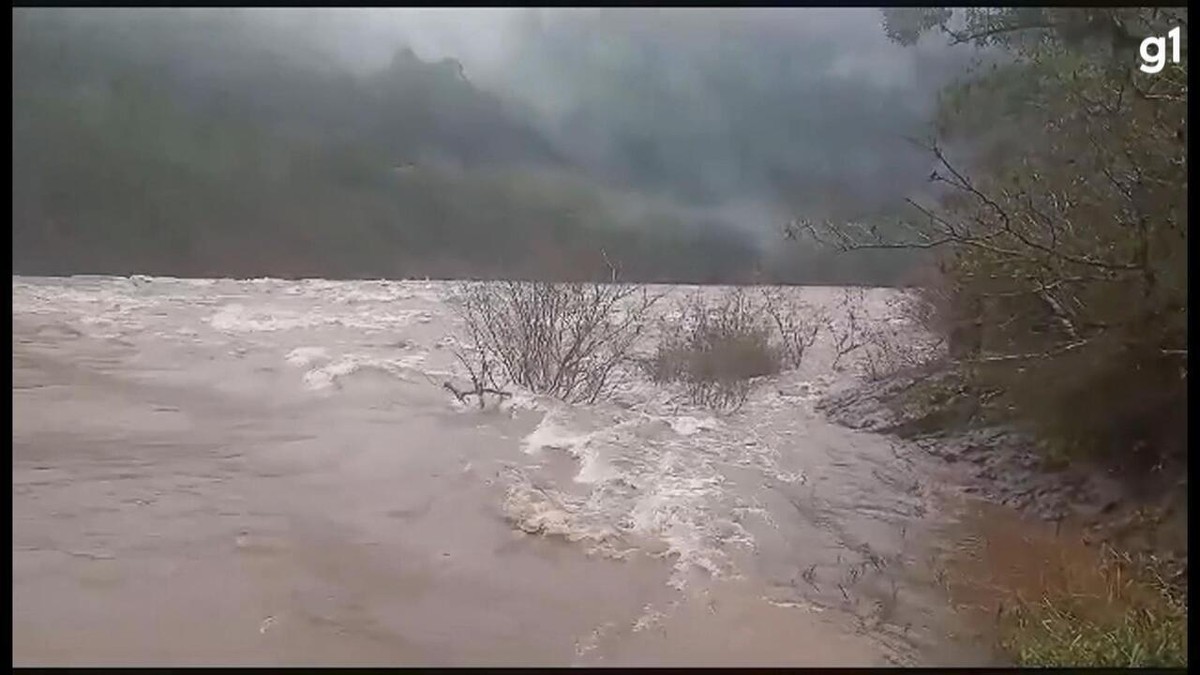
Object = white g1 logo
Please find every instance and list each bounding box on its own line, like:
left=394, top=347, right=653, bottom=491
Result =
left=1139, top=26, right=1181, bottom=75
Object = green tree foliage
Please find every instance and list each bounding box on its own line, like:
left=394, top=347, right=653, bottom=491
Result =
left=856, top=9, right=1187, bottom=468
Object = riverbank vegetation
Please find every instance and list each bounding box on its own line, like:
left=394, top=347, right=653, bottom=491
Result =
left=938, top=503, right=1186, bottom=667
left=801, top=6, right=1187, bottom=505
left=807, top=9, right=1188, bottom=666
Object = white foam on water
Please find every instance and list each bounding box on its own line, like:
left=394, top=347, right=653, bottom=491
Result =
left=665, top=415, right=721, bottom=436
left=300, top=353, right=427, bottom=391
left=504, top=407, right=771, bottom=590
left=521, top=409, right=594, bottom=455
left=285, top=347, right=331, bottom=368
left=500, top=466, right=629, bottom=551
left=574, top=445, right=619, bottom=485
left=773, top=470, right=807, bottom=485
left=520, top=411, right=623, bottom=484
left=210, top=304, right=326, bottom=333
left=210, top=301, right=430, bottom=335
left=330, top=310, right=432, bottom=331
left=631, top=606, right=668, bottom=633
left=766, top=598, right=825, bottom=612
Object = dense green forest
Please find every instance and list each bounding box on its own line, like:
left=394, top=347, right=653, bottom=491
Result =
left=12, top=9, right=961, bottom=283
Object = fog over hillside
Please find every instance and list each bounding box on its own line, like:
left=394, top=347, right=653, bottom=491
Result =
left=12, top=8, right=978, bottom=282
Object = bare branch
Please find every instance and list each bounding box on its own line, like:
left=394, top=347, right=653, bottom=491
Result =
left=964, top=339, right=1092, bottom=364
left=947, top=20, right=1058, bottom=46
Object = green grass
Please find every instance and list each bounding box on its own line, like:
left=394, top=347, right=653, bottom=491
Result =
left=939, top=504, right=1188, bottom=668
left=998, top=584, right=1187, bottom=667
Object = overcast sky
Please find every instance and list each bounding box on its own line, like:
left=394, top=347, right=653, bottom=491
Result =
left=231, top=8, right=960, bottom=86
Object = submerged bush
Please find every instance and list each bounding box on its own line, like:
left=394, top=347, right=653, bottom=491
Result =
left=451, top=279, right=661, bottom=404
left=648, top=288, right=820, bottom=409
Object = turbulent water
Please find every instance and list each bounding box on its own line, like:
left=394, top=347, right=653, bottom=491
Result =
left=12, top=276, right=992, bottom=666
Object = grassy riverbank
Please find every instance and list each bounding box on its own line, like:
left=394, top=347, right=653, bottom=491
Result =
left=939, top=502, right=1186, bottom=667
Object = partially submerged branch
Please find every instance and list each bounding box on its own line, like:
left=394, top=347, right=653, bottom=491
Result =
left=446, top=345, right=512, bottom=409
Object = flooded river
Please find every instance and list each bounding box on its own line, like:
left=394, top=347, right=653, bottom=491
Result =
left=12, top=276, right=993, bottom=666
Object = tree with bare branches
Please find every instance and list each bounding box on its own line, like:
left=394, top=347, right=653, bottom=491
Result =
left=798, top=8, right=1186, bottom=467
left=450, top=278, right=663, bottom=405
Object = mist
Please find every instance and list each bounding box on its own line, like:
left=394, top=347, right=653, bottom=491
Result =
left=281, top=8, right=972, bottom=214
left=12, top=8, right=979, bottom=282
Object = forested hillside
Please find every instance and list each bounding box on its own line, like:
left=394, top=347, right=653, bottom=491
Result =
left=12, top=9, right=961, bottom=283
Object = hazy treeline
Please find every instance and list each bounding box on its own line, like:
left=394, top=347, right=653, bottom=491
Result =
left=12, top=9, right=968, bottom=283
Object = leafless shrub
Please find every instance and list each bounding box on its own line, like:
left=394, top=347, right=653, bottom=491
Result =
left=648, top=288, right=784, bottom=410
left=759, top=287, right=825, bottom=369
left=827, top=287, right=869, bottom=371
left=859, top=293, right=948, bottom=380
left=897, top=261, right=959, bottom=337
left=443, top=345, right=512, bottom=409
left=822, top=287, right=945, bottom=380
left=451, top=280, right=661, bottom=404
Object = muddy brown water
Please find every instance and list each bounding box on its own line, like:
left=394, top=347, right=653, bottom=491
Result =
left=13, top=276, right=997, bottom=666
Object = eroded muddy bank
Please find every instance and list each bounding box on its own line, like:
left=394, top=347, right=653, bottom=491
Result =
left=818, top=363, right=1187, bottom=581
